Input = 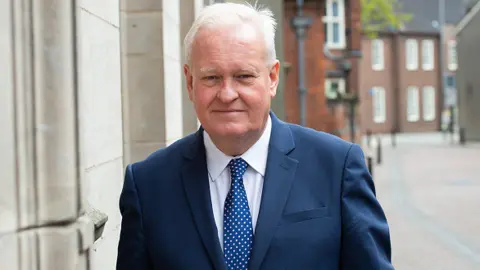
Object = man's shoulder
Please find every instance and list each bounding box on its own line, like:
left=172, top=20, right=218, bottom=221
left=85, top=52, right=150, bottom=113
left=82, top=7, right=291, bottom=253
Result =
left=287, top=123, right=353, bottom=157
left=285, top=122, right=353, bottom=152
left=128, top=132, right=197, bottom=172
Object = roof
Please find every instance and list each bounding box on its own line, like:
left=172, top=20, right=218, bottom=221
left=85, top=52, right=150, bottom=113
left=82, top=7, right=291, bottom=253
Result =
left=455, top=0, right=480, bottom=34
left=395, top=0, right=470, bottom=33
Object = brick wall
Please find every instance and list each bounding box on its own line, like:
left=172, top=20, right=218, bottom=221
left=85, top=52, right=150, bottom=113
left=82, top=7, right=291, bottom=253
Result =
left=283, top=0, right=362, bottom=141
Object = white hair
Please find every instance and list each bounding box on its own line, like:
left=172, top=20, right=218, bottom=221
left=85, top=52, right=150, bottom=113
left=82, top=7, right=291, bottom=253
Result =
left=183, top=1, right=277, bottom=66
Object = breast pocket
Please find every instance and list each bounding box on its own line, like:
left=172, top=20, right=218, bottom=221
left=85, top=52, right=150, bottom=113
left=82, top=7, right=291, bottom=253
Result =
left=279, top=207, right=329, bottom=226
left=270, top=206, right=338, bottom=267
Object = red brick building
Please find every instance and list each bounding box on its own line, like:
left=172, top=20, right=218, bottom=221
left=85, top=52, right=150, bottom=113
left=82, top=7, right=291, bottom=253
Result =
left=358, top=0, right=468, bottom=135
left=283, top=0, right=362, bottom=141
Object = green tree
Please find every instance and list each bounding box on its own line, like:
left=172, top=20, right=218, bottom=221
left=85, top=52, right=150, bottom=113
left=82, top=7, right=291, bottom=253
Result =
left=361, top=0, right=413, bottom=38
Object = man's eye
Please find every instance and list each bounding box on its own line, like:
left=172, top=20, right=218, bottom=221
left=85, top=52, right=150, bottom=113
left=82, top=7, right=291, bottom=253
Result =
left=204, top=76, right=218, bottom=81
left=237, top=74, right=254, bottom=79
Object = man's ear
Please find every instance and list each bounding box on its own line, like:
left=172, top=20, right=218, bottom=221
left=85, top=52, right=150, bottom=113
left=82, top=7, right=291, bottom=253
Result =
left=184, top=64, right=194, bottom=101
left=268, top=60, right=280, bottom=97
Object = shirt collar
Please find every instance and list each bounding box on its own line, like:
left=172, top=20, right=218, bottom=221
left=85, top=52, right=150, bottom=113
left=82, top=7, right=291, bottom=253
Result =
left=203, top=115, right=272, bottom=182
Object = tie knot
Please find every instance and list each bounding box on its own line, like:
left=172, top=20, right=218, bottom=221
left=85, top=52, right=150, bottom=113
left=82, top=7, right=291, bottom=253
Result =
left=228, top=158, right=248, bottom=180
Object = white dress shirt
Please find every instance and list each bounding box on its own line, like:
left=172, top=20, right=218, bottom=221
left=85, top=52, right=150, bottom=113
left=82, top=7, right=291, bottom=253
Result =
left=203, top=115, right=272, bottom=250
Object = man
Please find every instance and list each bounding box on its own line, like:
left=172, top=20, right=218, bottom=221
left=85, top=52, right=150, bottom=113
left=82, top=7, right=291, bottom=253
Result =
left=117, top=2, right=394, bottom=270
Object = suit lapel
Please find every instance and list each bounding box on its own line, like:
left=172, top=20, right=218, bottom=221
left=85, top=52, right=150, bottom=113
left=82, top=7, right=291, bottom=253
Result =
left=182, top=130, right=227, bottom=270
left=248, top=113, right=298, bottom=270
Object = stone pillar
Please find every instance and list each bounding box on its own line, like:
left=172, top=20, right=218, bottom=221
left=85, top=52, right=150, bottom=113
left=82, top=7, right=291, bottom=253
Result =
left=0, top=0, right=94, bottom=269
left=121, top=0, right=187, bottom=164
left=180, top=0, right=204, bottom=135
left=76, top=0, right=123, bottom=268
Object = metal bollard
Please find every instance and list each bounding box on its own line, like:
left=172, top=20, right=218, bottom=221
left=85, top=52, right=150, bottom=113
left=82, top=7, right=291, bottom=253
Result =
left=367, top=155, right=374, bottom=178
left=459, top=127, right=466, bottom=145
left=376, top=137, right=382, bottom=165
left=391, top=129, right=396, bottom=147
left=366, top=129, right=372, bottom=148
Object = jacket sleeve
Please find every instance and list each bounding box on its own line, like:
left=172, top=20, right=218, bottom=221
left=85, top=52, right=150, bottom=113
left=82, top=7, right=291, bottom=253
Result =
left=340, top=144, right=395, bottom=270
left=116, top=164, right=152, bottom=270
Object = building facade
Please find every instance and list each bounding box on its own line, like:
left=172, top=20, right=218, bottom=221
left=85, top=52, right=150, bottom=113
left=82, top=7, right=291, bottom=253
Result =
left=358, top=0, right=466, bottom=134
left=283, top=0, right=363, bottom=142
left=455, top=0, right=480, bottom=141
left=360, top=33, right=441, bottom=134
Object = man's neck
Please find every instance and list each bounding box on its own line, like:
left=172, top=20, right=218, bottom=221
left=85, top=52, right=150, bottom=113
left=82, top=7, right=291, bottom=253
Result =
left=209, top=128, right=264, bottom=157
left=205, top=112, right=271, bottom=156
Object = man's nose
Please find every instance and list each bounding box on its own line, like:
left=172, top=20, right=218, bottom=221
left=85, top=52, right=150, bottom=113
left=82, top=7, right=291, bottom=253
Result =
left=216, top=80, right=239, bottom=103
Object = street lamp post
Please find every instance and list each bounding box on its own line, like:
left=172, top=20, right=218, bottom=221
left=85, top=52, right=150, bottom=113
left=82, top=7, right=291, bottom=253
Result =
left=324, top=44, right=362, bottom=143
left=438, top=0, right=447, bottom=131
left=290, top=0, right=312, bottom=126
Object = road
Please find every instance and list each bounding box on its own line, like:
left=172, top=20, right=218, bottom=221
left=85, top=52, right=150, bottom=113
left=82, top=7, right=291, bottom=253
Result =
left=368, top=132, right=480, bottom=270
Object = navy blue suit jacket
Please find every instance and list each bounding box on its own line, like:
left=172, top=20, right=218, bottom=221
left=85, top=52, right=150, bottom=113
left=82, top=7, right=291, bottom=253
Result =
left=117, top=112, right=394, bottom=270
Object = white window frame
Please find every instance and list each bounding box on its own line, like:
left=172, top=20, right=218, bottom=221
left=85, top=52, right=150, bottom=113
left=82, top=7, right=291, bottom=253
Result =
left=323, top=0, right=346, bottom=49
left=406, top=39, right=418, bottom=70
left=407, top=86, right=420, bottom=122
left=371, top=39, right=385, bottom=71
left=325, top=78, right=346, bottom=99
left=372, top=87, right=386, bottom=123
left=422, top=39, right=435, bottom=71
left=448, top=40, right=458, bottom=71
left=422, top=86, right=436, bottom=121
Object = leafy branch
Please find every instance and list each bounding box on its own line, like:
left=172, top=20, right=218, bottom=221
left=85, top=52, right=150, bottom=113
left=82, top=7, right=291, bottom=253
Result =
left=361, top=0, right=413, bottom=38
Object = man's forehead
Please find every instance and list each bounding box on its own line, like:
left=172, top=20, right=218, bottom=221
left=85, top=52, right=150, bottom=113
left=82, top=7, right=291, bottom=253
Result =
left=192, top=24, right=264, bottom=53
left=197, top=23, right=260, bottom=41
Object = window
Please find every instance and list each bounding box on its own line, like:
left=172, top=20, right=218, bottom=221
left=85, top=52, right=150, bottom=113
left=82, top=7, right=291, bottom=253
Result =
left=323, top=0, right=346, bottom=49
left=422, top=39, right=435, bottom=70
left=325, top=78, right=346, bottom=99
left=405, top=39, right=418, bottom=70
left=448, top=40, right=458, bottom=71
left=422, top=86, right=436, bottom=121
left=372, top=87, right=386, bottom=123
left=446, top=75, right=456, bottom=88
left=371, top=39, right=384, bottom=70
left=407, top=86, right=420, bottom=122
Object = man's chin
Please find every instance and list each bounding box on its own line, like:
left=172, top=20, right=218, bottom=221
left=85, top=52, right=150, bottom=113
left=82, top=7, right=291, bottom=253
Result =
left=208, top=124, right=249, bottom=138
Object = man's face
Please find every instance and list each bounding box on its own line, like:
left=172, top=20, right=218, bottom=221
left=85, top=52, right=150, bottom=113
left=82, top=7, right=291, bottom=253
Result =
left=184, top=24, right=280, bottom=139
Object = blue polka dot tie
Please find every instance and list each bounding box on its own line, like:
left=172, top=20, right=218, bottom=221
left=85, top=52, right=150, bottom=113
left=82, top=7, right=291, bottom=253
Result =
left=223, top=158, right=253, bottom=270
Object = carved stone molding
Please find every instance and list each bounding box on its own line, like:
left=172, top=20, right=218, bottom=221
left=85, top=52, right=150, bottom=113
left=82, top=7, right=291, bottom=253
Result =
left=0, top=0, right=93, bottom=269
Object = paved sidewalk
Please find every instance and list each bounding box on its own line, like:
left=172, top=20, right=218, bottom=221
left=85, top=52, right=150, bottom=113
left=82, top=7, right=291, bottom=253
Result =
left=369, top=133, right=480, bottom=270
left=362, top=131, right=480, bottom=147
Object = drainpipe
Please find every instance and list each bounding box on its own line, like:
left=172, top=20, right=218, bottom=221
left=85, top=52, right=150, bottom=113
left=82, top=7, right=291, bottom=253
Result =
left=392, top=32, right=400, bottom=135
left=439, top=0, right=446, bottom=131
left=323, top=0, right=362, bottom=143
left=291, top=0, right=312, bottom=126
left=345, top=0, right=355, bottom=143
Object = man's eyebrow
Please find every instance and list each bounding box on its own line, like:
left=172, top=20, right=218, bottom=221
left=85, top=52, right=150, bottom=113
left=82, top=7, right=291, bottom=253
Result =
left=199, top=67, right=217, bottom=74
left=238, top=67, right=259, bottom=73
left=198, top=66, right=260, bottom=74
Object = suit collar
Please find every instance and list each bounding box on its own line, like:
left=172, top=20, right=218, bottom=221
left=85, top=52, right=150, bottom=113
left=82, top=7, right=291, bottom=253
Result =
left=181, top=130, right=227, bottom=270
left=183, top=111, right=295, bottom=160
left=202, top=131, right=231, bottom=181
left=248, top=112, right=298, bottom=269
left=267, top=111, right=295, bottom=155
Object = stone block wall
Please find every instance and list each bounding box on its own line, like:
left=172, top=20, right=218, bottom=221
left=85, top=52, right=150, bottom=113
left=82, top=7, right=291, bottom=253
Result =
left=121, top=0, right=202, bottom=165
left=77, top=0, right=124, bottom=268
left=1, top=1, right=93, bottom=269
left=1, top=0, right=206, bottom=269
